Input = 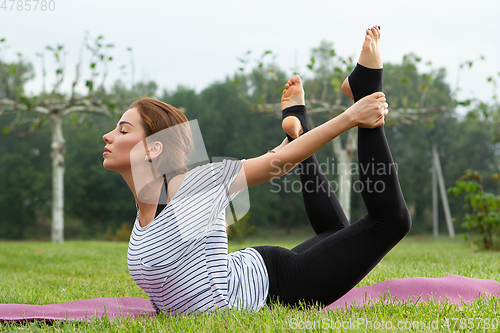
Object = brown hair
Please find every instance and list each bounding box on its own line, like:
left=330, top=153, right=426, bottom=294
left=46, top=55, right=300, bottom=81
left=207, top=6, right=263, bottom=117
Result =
left=129, top=97, right=193, bottom=180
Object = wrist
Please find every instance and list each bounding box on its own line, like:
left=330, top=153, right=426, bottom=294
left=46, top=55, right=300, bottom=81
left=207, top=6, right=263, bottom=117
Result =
left=343, top=107, right=357, bottom=129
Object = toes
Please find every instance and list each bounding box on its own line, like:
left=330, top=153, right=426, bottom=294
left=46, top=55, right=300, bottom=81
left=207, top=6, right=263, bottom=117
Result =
left=291, top=74, right=302, bottom=85
left=366, top=28, right=374, bottom=38
left=371, top=25, right=380, bottom=39
left=283, top=75, right=303, bottom=97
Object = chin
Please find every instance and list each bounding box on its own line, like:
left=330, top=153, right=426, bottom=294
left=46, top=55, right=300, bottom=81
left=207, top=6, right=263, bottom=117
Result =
left=102, top=160, right=114, bottom=171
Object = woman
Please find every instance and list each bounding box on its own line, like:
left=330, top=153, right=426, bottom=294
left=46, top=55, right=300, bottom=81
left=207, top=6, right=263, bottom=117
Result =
left=102, top=25, right=411, bottom=315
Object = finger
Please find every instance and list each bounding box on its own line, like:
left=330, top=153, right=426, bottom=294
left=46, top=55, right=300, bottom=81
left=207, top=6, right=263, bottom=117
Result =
left=377, top=96, right=386, bottom=103
left=379, top=99, right=388, bottom=111
left=375, top=115, right=385, bottom=127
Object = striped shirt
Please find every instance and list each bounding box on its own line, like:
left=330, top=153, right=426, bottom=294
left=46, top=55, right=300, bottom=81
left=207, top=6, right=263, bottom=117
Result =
left=127, top=158, right=269, bottom=315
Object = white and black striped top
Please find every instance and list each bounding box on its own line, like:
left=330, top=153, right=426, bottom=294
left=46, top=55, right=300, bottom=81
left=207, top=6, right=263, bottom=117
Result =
left=127, top=159, right=269, bottom=315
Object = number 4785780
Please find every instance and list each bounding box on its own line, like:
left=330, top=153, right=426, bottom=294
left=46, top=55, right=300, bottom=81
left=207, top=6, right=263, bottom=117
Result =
left=1, top=0, right=56, bottom=11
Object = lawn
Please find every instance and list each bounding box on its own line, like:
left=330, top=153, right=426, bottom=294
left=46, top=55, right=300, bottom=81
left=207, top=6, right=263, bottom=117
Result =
left=0, top=229, right=499, bottom=332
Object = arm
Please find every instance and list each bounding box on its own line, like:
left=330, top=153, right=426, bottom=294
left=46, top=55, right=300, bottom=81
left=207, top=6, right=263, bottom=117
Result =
left=228, top=92, right=387, bottom=196
left=234, top=111, right=354, bottom=190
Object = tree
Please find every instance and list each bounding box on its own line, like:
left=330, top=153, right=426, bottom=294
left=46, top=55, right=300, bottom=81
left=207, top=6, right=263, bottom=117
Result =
left=0, top=33, right=133, bottom=242
left=465, top=68, right=500, bottom=143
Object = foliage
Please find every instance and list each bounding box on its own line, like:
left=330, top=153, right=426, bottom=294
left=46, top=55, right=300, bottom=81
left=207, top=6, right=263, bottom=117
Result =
left=105, top=223, right=133, bottom=242
left=0, top=38, right=35, bottom=101
left=448, top=170, right=500, bottom=250
left=304, top=39, right=354, bottom=105
left=465, top=70, right=500, bottom=143
left=383, top=53, right=453, bottom=110
left=227, top=213, right=254, bottom=243
left=0, top=113, right=51, bottom=240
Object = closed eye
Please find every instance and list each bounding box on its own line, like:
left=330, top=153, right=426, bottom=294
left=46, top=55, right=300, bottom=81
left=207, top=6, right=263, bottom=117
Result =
left=120, top=131, right=127, bottom=134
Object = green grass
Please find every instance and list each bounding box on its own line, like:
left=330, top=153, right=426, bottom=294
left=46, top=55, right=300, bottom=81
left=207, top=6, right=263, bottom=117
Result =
left=1, top=230, right=499, bottom=332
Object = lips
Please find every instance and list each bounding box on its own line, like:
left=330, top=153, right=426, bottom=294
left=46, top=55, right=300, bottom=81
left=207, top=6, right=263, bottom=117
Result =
left=104, top=147, right=111, bottom=153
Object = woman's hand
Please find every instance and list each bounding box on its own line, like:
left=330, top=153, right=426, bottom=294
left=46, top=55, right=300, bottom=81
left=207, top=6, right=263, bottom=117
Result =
left=345, top=92, right=388, bottom=128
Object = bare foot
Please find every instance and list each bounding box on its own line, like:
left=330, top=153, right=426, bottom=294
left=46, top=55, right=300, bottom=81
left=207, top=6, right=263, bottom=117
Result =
left=281, top=75, right=305, bottom=139
left=342, top=25, right=382, bottom=101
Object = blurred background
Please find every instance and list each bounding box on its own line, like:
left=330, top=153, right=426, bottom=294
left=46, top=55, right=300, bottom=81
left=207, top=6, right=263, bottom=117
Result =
left=1, top=0, right=499, bottom=242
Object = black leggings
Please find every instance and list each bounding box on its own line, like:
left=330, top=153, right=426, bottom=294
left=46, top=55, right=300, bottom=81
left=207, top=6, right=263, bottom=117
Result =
left=252, top=64, right=412, bottom=307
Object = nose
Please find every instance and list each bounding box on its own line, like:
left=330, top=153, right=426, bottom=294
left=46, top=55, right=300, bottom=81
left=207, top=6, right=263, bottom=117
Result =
left=102, top=130, right=113, bottom=143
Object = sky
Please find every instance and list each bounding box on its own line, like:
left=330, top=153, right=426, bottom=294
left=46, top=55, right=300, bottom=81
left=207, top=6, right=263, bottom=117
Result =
left=2, top=0, right=499, bottom=115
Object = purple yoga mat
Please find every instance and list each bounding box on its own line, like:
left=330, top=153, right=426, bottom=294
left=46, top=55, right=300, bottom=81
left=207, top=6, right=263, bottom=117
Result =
left=326, top=274, right=500, bottom=311
left=0, top=297, right=156, bottom=323
left=1, top=275, right=499, bottom=322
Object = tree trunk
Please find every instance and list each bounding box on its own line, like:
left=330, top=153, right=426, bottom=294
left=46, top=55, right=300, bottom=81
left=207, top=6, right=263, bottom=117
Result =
left=331, top=130, right=357, bottom=223
left=50, top=112, right=66, bottom=243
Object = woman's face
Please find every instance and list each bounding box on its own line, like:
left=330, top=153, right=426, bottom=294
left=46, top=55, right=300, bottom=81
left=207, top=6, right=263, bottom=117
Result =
left=102, top=107, right=147, bottom=172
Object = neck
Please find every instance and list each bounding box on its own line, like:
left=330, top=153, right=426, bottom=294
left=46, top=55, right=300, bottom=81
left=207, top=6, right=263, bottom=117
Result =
left=120, top=168, right=165, bottom=217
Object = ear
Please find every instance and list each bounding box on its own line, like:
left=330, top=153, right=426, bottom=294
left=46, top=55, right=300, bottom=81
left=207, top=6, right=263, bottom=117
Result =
left=149, top=141, right=164, bottom=159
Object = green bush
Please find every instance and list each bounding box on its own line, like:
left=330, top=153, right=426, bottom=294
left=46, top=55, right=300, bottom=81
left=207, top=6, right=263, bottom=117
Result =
left=228, top=213, right=254, bottom=243
left=105, top=223, right=132, bottom=242
left=448, top=170, right=500, bottom=250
